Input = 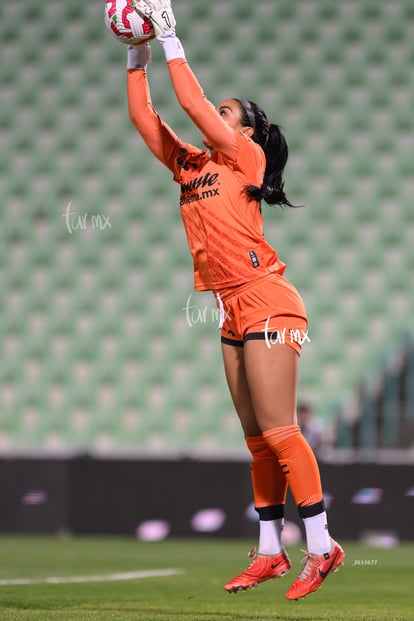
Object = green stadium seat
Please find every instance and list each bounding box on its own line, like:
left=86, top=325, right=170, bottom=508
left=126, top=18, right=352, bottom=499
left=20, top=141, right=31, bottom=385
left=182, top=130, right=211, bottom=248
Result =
left=1, top=0, right=414, bottom=452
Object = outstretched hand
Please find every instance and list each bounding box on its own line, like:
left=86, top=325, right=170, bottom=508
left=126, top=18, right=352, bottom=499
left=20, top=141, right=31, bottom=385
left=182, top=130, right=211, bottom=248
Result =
left=134, top=0, right=176, bottom=37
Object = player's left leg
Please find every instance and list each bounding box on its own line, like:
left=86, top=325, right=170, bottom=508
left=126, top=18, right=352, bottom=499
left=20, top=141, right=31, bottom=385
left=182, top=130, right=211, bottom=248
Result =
left=243, top=339, right=344, bottom=599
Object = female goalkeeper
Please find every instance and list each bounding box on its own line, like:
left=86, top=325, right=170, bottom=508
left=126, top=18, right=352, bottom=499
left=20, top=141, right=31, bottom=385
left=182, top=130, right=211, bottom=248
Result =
left=126, top=0, right=344, bottom=601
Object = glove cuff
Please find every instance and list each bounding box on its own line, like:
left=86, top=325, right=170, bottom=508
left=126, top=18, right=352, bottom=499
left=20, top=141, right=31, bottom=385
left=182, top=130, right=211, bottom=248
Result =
left=158, top=34, right=185, bottom=61
left=127, top=43, right=151, bottom=70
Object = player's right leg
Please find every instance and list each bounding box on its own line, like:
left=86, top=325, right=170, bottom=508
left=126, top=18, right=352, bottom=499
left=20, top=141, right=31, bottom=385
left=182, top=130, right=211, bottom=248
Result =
left=221, top=341, right=291, bottom=592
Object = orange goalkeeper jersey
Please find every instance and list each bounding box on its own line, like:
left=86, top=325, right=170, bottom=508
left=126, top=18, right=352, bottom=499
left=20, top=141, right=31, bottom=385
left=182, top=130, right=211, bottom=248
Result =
left=127, top=58, right=286, bottom=291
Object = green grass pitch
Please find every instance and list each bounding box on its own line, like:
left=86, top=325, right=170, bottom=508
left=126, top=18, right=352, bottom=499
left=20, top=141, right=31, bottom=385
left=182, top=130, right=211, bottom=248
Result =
left=0, top=536, right=412, bottom=621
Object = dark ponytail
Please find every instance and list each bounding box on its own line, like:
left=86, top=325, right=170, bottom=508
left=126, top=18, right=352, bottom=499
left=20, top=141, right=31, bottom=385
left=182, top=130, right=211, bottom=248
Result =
left=236, top=99, right=298, bottom=208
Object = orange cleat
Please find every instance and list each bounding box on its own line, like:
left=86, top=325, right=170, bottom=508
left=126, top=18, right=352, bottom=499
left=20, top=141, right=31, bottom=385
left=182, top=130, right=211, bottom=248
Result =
left=225, top=547, right=292, bottom=593
left=285, top=539, right=345, bottom=600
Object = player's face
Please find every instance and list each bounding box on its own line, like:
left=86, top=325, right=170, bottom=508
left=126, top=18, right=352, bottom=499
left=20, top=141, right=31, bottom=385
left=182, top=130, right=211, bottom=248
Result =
left=202, top=99, right=252, bottom=151
left=216, top=99, right=244, bottom=129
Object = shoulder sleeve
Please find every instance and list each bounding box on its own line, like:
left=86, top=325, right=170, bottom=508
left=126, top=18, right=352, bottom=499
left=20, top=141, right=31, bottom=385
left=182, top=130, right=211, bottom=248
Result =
left=170, top=142, right=209, bottom=183
left=228, top=133, right=266, bottom=186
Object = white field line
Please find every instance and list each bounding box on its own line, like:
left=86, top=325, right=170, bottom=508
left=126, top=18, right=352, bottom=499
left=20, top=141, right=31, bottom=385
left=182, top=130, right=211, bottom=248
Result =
left=0, top=568, right=183, bottom=586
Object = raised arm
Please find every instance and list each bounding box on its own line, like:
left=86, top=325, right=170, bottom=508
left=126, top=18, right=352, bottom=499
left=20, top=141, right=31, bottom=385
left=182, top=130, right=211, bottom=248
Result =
left=134, top=0, right=238, bottom=161
left=166, top=58, right=238, bottom=161
left=126, top=45, right=182, bottom=173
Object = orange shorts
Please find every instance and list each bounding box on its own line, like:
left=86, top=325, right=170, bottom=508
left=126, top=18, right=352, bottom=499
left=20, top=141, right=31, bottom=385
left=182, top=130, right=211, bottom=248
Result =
left=215, top=273, right=308, bottom=355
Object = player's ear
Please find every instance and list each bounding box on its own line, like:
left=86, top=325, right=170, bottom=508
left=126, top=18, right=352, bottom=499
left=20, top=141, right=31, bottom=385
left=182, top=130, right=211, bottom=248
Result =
left=241, top=126, right=254, bottom=139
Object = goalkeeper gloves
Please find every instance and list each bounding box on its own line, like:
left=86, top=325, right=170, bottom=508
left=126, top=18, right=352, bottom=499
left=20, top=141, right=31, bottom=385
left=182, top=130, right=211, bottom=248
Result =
left=134, top=0, right=176, bottom=37
left=134, top=0, right=185, bottom=60
left=127, top=43, right=151, bottom=70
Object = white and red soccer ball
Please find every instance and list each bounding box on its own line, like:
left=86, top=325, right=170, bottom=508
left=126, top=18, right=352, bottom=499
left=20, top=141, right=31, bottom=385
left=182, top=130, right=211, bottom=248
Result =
left=105, top=0, right=155, bottom=46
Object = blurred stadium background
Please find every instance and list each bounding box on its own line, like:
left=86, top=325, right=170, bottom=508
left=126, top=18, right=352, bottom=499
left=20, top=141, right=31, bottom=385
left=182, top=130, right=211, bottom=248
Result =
left=0, top=0, right=413, bottom=540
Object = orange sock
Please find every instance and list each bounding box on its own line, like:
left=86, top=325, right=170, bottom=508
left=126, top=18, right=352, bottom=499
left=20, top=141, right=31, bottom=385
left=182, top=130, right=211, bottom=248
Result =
left=245, top=435, right=288, bottom=513
left=262, top=424, right=324, bottom=512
